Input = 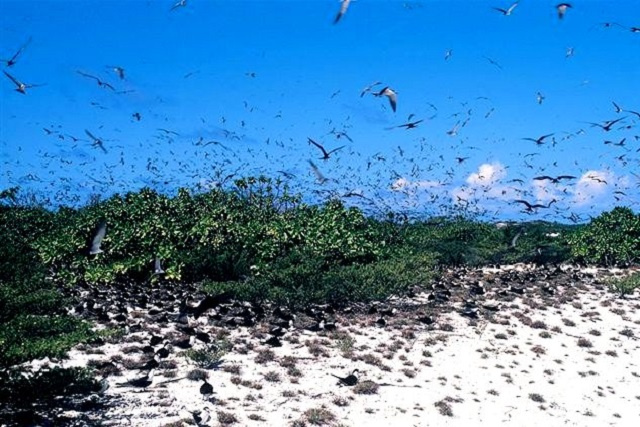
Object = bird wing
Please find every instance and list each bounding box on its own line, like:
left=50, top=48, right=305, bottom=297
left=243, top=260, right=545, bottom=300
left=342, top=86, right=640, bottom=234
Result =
left=77, top=70, right=99, bottom=81
left=507, top=3, right=518, bottom=14
left=84, top=129, right=99, bottom=142
left=3, top=70, right=22, bottom=87
left=514, top=200, right=532, bottom=208
left=386, top=91, right=397, bottom=112
left=334, top=0, right=350, bottom=24
left=308, top=138, right=328, bottom=157
left=327, top=145, right=345, bottom=155
left=533, top=176, right=553, bottom=181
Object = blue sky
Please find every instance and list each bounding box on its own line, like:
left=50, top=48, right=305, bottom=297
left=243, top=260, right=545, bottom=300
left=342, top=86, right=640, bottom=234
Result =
left=1, top=0, right=639, bottom=221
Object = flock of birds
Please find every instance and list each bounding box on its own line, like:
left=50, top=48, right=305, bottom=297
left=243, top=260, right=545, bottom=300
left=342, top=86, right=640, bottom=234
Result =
left=1, top=1, right=639, bottom=223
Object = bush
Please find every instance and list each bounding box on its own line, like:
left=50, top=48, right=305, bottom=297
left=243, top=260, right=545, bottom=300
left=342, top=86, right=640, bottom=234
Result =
left=607, top=273, right=640, bottom=298
left=568, top=207, right=640, bottom=266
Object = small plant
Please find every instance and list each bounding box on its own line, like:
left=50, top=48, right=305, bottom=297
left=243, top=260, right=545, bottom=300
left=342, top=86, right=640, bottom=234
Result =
left=304, top=406, right=336, bottom=425
left=434, top=400, right=453, bottom=416
left=607, top=273, right=640, bottom=298
left=183, top=341, right=230, bottom=368
left=529, top=393, right=545, bottom=403
left=353, top=380, right=379, bottom=395
left=577, top=338, right=593, bottom=348
left=217, top=411, right=238, bottom=425
left=264, top=371, right=281, bottom=382
left=187, top=369, right=209, bottom=381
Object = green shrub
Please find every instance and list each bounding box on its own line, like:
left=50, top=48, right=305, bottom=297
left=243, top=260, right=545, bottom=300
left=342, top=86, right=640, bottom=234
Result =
left=607, top=273, right=640, bottom=298
left=568, top=207, right=640, bottom=266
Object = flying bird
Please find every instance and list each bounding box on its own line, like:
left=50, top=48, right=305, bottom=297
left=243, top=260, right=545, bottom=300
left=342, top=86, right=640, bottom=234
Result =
left=376, top=86, right=397, bottom=112
left=514, top=199, right=557, bottom=212
left=307, top=138, right=345, bottom=160
left=493, top=2, right=518, bottom=16
left=77, top=71, right=115, bottom=90
left=3, top=70, right=44, bottom=94
left=387, top=119, right=424, bottom=130
left=334, top=0, right=352, bottom=24
left=522, top=133, right=554, bottom=146
left=533, top=175, right=576, bottom=184
left=586, top=117, right=626, bottom=132
left=1, top=37, right=32, bottom=67
left=85, top=129, right=108, bottom=153
left=536, top=92, right=545, bottom=105
left=309, top=160, right=329, bottom=184
left=88, top=220, right=107, bottom=255
left=170, top=0, right=187, bottom=11
left=360, top=81, right=382, bottom=97
left=106, top=65, right=126, bottom=80
left=556, top=3, right=572, bottom=19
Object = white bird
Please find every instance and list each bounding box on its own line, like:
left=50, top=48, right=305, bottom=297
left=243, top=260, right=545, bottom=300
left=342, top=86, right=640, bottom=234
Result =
left=334, top=0, right=352, bottom=24
left=556, top=3, right=572, bottom=20
left=493, top=1, right=518, bottom=16
left=376, top=87, right=397, bottom=112
left=88, top=220, right=107, bottom=255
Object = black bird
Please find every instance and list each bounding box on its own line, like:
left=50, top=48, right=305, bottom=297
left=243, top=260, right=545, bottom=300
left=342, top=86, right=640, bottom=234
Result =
left=587, top=117, right=625, bottom=132
left=77, top=70, right=115, bottom=90
left=1, top=37, right=32, bottom=67
left=522, top=133, right=554, bottom=146
left=264, top=336, right=282, bottom=347
left=388, top=119, right=424, bottom=130
left=88, top=220, right=107, bottom=255
left=193, top=292, right=233, bottom=319
left=514, top=199, right=557, bottom=212
left=331, top=369, right=359, bottom=386
left=308, top=138, right=345, bottom=160
left=118, top=369, right=154, bottom=388
left=200, top=379, right=213, bottom=397
left=533, top=175, right=576, bottom=184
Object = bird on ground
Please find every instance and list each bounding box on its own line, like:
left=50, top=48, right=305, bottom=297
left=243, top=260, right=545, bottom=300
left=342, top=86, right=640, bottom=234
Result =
left=3, top=70, right=44, bottom=94
left=200, top=379, right=213, bottom=397
left=308, top=138, right=345, bottom=160
left=331, top=369, right=359, bottom=386
left=77, top=71, right=115, bottom=90
left=533, top=175, right=576, bottom=184
left=118, top=369, right=154, bottom=388
left=556, top=3, right=572, bottom=19
left=1, top=37, right=32, bottom=67
left=88, top=220, right=107, bottom=255
left=376, top=87, right=397, bottom=112
left=493, top=2, right=518, bottom=16
left=193, top=292, right=233, bottom=319
left=334, top=0, right=352, bottom=24
left=522, top=133, right=554, bottom=146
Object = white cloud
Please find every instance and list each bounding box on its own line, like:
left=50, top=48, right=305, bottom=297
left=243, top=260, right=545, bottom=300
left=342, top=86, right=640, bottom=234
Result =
left=571, top=170, right=612, bottom=206
left=465, top=162, right=507, bottom=186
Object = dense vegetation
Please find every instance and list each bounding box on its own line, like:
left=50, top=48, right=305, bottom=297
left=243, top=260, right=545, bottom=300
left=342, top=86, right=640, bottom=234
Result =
left=0, top=180, right=638, bottom=420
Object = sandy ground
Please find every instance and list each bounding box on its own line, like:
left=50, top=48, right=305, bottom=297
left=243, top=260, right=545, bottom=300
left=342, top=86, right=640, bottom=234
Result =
left=31, top=265, right=640, bottom=427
